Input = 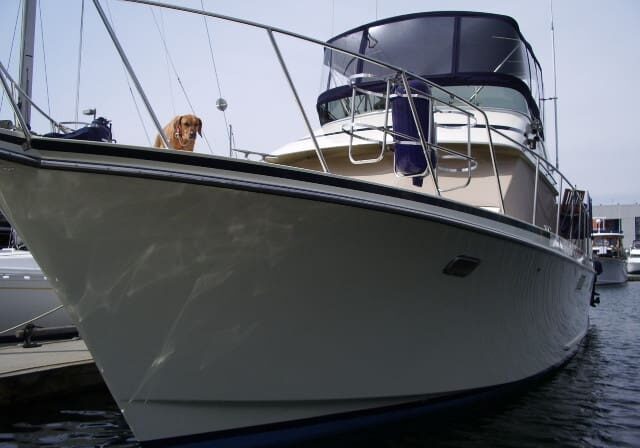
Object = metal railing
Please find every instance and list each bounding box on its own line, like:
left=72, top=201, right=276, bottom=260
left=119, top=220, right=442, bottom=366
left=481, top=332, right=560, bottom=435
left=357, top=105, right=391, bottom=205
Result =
left=0, top=0, right=592, bottom=253
left=340, top=74, right=478, bottom=193
left=113, top=0, right=505, bottom=213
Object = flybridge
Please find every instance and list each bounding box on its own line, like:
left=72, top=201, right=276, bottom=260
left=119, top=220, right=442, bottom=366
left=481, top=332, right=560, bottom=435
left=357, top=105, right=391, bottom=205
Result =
left=320, top=12, right=544, bottom=123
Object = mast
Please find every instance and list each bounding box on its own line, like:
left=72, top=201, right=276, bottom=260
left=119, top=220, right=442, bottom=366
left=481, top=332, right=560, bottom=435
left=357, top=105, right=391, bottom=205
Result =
left=18, top=0, right=37, bottom=128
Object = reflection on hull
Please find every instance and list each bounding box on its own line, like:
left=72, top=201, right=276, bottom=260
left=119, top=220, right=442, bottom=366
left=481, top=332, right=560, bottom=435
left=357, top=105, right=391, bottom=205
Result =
left=0, top=155, right=592, bottom=442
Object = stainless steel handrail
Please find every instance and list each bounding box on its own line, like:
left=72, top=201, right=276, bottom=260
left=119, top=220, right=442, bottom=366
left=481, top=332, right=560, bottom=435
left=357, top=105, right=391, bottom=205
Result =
left=0, top=0, right=589, bottom=243
left=344, top=76, right=390, bottom=165
left=267, top=30, right=329, bottom=173
left=486, top=124, right=585, bottom=232
left=340, top=75, right=479, bottom=190
left=115, top=0, right=592, bottom=231
left=0, top=62, right=32, bottom=146
left=121, top=0, right=505, bottom=213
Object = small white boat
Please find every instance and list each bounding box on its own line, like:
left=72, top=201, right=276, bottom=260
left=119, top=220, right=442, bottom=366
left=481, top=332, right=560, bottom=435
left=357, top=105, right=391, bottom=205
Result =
left=627, top=240, right=640, bottom=275
left=0, top=247, right=75, bottom=342
left=0, top=2, right=595, bottom=445
left=592, top=217, right=628, bottom=285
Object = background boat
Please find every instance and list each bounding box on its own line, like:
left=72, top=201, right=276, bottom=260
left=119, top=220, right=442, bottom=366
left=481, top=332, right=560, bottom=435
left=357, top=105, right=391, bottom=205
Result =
left=0, top=229, right=75, bottom=343
left=627, top=240, right=640, bottom=278
left=592, top=217, right=628, bottom=285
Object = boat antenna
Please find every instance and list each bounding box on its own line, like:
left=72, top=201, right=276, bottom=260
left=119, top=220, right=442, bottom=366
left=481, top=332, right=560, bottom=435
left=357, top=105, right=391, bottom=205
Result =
left=550, top=0, right=560, bottom=170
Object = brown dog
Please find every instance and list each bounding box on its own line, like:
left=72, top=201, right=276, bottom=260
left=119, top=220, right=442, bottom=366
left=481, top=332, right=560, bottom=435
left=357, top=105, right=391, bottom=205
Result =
left=154, top=114, right=202, bottom=151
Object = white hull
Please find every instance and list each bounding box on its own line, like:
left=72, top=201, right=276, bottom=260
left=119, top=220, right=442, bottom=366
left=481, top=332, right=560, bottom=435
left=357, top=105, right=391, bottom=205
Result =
left=0, top=248, right=73, bottom=337
left=0, top=142, right=592, bottom=443
left=596, top=257, right=628, bottom=285
left=0, top=5, right=595, bottom=444
left=627, top=252, right=640, bottom=275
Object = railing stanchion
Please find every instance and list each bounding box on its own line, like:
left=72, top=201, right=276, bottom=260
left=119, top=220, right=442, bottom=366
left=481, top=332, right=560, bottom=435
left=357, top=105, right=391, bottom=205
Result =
left=0, top=62, right=32, bottom=146
left=556, top=177, right=563, bottom=234
left=400, top=73, right=440, bottom=195
left=533, top=156, right=540, bottom=224
left=267, top=30, right=329, bottom=173
left=91, top=0, right=170, bottom=149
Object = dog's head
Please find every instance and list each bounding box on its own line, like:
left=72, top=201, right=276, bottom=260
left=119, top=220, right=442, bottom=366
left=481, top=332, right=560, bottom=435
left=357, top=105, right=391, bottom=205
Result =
left=172, top=114, right=202, bottom=144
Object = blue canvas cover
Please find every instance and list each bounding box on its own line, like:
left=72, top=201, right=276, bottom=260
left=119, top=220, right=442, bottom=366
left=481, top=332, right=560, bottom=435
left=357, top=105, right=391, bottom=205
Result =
left=391, top=79, right=435, bottom=186
left=45, top=117, right=112, bottom=143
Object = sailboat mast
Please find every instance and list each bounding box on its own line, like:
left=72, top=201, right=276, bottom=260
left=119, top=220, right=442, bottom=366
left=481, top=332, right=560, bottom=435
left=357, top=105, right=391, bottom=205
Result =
left=18, top=0, right=37, bottom=128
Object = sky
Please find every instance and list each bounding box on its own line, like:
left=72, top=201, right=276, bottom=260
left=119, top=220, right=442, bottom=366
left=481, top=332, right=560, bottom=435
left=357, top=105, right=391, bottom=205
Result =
left=0, top=0, right=638, bottom=205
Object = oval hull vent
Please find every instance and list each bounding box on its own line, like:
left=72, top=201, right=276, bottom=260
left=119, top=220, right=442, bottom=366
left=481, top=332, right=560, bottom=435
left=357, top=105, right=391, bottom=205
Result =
left=443, top=255, right=481, bottom=277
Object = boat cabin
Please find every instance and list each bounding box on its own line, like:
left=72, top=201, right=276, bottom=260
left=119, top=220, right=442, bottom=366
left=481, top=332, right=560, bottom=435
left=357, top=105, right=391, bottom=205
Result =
left=270, top=12, right=560, bottom=230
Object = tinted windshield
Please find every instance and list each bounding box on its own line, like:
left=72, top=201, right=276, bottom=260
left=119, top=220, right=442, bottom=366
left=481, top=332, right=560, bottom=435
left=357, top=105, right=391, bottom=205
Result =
left=318, top=85, right=529, bottom=125
left=322, top=13, right=543, bottom=118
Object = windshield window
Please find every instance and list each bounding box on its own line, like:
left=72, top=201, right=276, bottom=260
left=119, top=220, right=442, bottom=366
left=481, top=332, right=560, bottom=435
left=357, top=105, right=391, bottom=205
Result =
left=458, top=16, right=528, bottom=79
left=318, top=85, right=529, bottom=125
left=432, top=85, right=529, bottom=115
left=324, top=17, right=454, bottom=90
left=318, top=92, right=386, bottom=125
left=320, top=13, right=543, bottom=124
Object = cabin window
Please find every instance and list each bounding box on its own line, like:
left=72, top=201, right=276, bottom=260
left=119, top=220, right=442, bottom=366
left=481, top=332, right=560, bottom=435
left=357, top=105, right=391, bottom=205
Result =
left=458, top=16, right=528, bottom=82
left=317, top=84, right=529, bottom=125
left=318, top=92, right=386, bottom=125
left=323, top=16, right=455, bottom=89
left=320, top=14, right=544, bottom=125
left=433, top=85, right=529, bottom=115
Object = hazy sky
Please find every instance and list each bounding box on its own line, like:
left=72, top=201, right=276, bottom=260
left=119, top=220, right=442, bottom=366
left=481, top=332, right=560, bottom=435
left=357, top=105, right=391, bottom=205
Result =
left=1, top=0, right=638, bottom=205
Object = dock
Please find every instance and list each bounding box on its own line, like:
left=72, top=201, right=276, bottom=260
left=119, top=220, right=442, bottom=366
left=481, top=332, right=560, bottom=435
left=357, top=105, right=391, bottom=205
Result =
left=0, top=338, right=103, bottom=406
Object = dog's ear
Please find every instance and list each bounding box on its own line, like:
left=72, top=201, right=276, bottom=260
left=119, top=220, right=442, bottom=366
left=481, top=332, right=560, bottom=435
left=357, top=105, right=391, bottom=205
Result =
left=197, top=118, right=202, bottom=136
left=172, top=115, right=183, bottom=136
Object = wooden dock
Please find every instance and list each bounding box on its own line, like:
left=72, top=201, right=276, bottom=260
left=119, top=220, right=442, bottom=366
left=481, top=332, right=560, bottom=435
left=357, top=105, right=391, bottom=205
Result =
left=0, top=338, right=104, bottom=406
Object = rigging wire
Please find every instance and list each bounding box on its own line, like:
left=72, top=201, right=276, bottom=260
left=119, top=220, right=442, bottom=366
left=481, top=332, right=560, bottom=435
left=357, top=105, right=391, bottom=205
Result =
left=200, top=0, right=229, bottom=141
left=105, top=0, right=152, bottom=145
left=37, top=0, right=53, bottom=128
left=74, top=0, right=85, bottom=123
left=149, top=7, right=214, bottom=154
left=0, top=1, right=22, bottom=115
left=159, top=10, right=177, bottom=116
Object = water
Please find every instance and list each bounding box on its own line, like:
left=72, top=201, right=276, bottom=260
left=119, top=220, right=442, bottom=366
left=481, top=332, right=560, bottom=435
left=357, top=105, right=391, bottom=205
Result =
left=1, top=283, right=638, bottom=448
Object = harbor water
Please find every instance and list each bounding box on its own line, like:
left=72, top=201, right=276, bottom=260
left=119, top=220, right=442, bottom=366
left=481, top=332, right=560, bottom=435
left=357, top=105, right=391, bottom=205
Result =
left=1, top=282, right=638, bottom=448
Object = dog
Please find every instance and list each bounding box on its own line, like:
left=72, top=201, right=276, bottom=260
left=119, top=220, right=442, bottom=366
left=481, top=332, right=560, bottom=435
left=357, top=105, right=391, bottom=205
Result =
left=154, top=114, right=202, bottom=151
